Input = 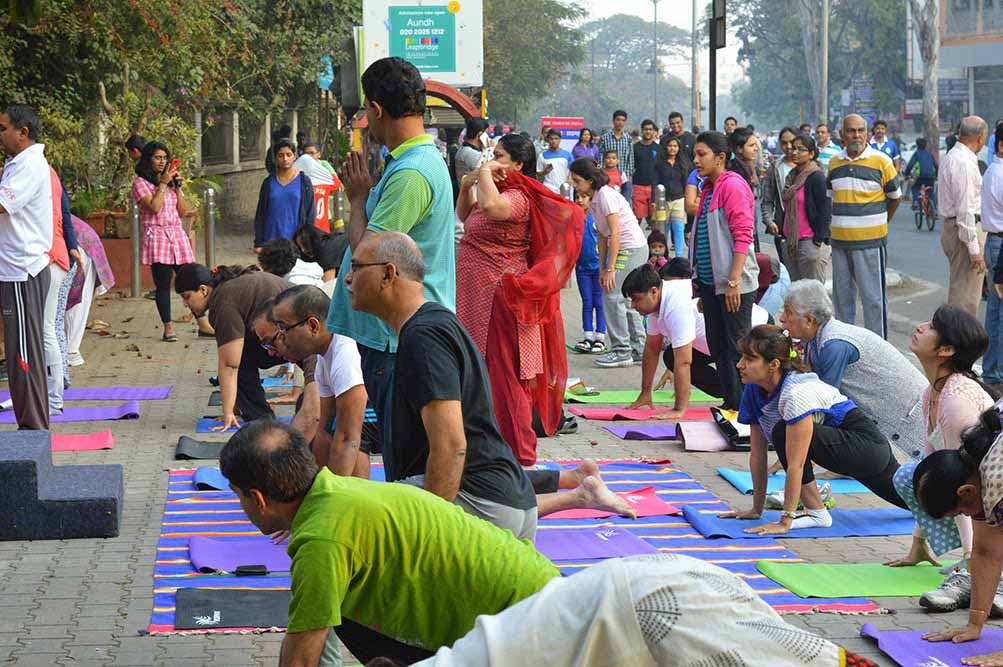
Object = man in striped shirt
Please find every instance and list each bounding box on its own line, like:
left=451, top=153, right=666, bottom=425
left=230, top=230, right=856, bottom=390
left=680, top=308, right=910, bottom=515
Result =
left=826, top=114, right=901, bottom=339
left=599, top=110, right=634, bottom=200
left=816, top=123, right=841, bottom=174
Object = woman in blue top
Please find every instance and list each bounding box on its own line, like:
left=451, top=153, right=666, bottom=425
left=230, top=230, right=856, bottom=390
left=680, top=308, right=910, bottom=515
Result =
left=721, top=324, right=906, bottom=535
left=253, top=139, right=315, bottom=252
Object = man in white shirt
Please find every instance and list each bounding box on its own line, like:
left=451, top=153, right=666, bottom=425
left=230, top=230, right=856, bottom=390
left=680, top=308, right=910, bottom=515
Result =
left=535, top=129, right=573, bottom=194
left=269, top=284, right=369, bottom=478
left=624, top=259, right=768, bottom=418
left=0, top=105, right=54, bottom=430
left=939, top=115, right=989, bottom=316
left=985, top=125, right=1003, bottom=386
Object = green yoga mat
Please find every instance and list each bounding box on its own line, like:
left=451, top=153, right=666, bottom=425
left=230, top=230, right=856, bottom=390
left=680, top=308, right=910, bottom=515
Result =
left=564, top=389, right=720, bottom=404
left=756, top=561, right=947, bottom=599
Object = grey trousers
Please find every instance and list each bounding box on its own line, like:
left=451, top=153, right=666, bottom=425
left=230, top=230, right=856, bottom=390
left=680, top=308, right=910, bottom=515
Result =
left=602, top=245, right=647, bottom=357
left=782, top=239, right=830, bottom=283
left=831, top=245, right=887, bottom=339
left=400, top=475, right=538, bottom=541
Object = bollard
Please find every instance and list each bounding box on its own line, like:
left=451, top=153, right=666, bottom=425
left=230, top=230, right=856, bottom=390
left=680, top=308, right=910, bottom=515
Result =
left=655, top=184, right=667, bottom=229
left=203, top=188, right=216, bottom=269
left=333, top=189, right=346, bottom=232
left=130, top=199, right=141, bottom=298
left=560, top=182, right=572, bottom=201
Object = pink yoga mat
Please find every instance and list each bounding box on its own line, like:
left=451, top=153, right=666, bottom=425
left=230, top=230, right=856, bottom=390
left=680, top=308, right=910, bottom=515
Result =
left=542, top=486, right=681, bottom=520
left=51, top=430, right=115, bottom=452
left=603, top=424, right=678, bottom=440
left=0, top=400, right=140, bottom=424
left=0, top=386, right=172, bottom=402
left=861, top=623, right=1003, bottom=666
left=536, top=526, right=658, bottom=561
left=188, top=536, right=291, bottom=573
left=568, top=406, right=713, bottom=421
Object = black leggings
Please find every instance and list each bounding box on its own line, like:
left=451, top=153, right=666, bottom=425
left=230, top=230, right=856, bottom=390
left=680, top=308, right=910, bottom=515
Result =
left=236, top=333, right=278, bottom=421
left=335, top=619, right=434, bottom=665
left=697, top=283, right=754, bottom=411
left=662, top=346, right=723, bottom=399
left=151, top=263, right=180, bottom=324
left=771, top=408, right=906, bottom=509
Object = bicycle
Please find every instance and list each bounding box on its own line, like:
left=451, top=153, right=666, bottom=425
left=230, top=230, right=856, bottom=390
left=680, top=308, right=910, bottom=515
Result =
left=914, top=184, right=937, bottom=231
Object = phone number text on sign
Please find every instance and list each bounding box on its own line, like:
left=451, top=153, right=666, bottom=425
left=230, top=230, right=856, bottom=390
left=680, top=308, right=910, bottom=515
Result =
left=389, top=5, right=456, bottom=72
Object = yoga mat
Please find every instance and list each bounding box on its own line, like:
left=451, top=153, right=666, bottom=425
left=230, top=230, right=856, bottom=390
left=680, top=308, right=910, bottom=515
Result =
left=209, top=391, right=281, bottom=407
left=564, top=388, right=720, bottom=404
left=173, top=588, right=290, bottom=631
left=175, top=437, right=224, bottom=460
left=718, top=468, right=871, bottom=495
left=542, top=486, right=681, bottom=520
left=189, top=536, right=291, bottom=573
left=603, top=424, right=678, bottom=440
left=193, top=467, right=230, bottom=491
left=51, top=429, right=115, bottom=452
left=568, top=406, right=714, bottom=421
left=0, top=386, right=172, bottom=402
left=0, top=400, right=140, bottom=424
left=530, top=461, right=882, bottom=615
left=757, top=562, right=946, bottom=599
left=860, top=623, right=1003, bottom=667
left=536, top=526, right=658, bottom=561
left=678, top=421, right=733, bottom=452
left=196, top=415, right=291, bottom=433
left=683, top=505, right=915, bottom=539
left=261, top=376, right=293, bottom=389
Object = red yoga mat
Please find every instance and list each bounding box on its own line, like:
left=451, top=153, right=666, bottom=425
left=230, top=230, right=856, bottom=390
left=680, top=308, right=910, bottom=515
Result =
left=542, top=486, right=681, bottom=520
left=51, top=429, right=115, bottom=452
left=568, top=406, right=714, bottom=421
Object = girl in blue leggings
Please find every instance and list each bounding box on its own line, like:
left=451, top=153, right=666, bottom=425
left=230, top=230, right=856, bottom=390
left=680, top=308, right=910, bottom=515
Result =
left=573, top=191, right=606, bottom=353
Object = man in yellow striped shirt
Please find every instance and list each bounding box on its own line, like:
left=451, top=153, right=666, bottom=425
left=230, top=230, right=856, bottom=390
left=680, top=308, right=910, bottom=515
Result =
left=826, top=114, right=901, bottom=339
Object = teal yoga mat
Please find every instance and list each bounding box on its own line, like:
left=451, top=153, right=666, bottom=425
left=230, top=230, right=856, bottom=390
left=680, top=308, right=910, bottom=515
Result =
left=717, top=467, right=871, bottom=495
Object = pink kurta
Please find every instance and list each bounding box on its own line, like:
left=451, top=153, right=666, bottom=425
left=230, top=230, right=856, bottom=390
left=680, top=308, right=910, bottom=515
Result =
left=456, top=190, right=542, bottom=380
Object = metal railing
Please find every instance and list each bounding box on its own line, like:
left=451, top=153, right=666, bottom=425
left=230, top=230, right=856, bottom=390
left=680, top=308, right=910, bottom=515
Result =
left=333, top=189, right=346, bottom=232
left=130, top=200, right=141, bottom=298
left=203, top=188, right=216, bottom=269
left=654, top=184, right=667, bottom=230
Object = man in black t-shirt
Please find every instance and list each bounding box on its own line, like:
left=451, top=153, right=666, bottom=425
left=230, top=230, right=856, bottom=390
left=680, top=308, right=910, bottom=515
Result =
left=345, top=233, right=635, bottom=539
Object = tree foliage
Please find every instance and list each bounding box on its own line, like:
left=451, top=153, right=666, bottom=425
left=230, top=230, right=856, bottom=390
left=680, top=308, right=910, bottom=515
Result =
left=483, top=0, right=585, bottom=123
left=520, top=13, right=692, bottom=130
left=730, top=0, right=906, bottom=129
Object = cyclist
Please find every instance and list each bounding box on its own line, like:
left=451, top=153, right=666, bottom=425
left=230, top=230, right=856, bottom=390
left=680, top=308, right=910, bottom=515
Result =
left=904, top=137, right=939, bottom=211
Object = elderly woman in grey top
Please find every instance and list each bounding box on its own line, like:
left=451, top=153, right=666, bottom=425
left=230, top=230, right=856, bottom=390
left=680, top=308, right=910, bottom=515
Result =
left=779, top=279, right=927, bottom=460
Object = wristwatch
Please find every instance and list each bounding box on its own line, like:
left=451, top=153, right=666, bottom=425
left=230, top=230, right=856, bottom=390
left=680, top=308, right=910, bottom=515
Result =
left=780, top=511, right=798, bottom=521
left=727, top=278, right=740, bottom=288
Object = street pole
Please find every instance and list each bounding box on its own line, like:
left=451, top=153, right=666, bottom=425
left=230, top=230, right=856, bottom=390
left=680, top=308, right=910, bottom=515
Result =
left=653, top=0, right=659, bottom=125
left=821, top=0, right=830, bottom=125
left=691, top=0, right=699, bottom=127
left=708, top=16, right=717, bottom=130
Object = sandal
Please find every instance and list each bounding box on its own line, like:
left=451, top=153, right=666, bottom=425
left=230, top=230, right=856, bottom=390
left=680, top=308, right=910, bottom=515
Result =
left=162, top=333, right=177, bottom=342
left=573, top=339, right=593, bottom=353
left=590, top=340, right=606, bottom=353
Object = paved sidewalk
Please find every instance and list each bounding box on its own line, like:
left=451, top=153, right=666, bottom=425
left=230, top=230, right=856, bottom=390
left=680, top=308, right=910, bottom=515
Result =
left=0, top=233, right=982, bottom=665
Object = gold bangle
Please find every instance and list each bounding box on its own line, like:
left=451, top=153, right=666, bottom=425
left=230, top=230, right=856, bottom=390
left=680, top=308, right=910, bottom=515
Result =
left=970, top=609, right=989, bottom=617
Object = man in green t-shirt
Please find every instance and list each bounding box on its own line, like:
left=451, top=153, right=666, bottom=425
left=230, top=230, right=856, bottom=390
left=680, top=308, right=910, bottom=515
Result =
left=219, top=419, right=558, bottom=667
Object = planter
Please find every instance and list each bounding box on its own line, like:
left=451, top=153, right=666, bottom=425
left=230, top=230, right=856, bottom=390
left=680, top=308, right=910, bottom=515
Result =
left=100, top=227, right=200, bottom=293
left=83, top=211, right=112, bottom=237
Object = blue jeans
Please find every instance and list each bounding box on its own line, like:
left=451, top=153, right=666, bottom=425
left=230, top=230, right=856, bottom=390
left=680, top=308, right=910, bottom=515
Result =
left=985, top=234, right=1003, bottom=383
left=359, top=344, right=395, bottom=460
left=670, top=220, right=686, bottom=257
left=575, top=267, right=606, bottom=334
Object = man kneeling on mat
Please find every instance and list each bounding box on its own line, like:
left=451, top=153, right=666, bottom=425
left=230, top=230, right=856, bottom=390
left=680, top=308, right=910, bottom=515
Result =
left=720, top=324, right=906, bottom=535
left=220, top=419, right=559, bottom=666
left=346, top=231, right=633, bottom=540
left=366, top=555, right=877, bottom=667
left=622, top=260, right=768, bottom=419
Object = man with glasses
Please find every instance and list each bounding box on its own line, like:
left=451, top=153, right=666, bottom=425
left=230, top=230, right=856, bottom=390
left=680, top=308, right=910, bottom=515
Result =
left=267, top=284, right=370, bottom=478
left=826, top=114, right=901, bottom=338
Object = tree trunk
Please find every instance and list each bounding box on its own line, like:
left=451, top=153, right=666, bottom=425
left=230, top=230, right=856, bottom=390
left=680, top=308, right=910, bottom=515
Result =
left=797, top=0, right=825, bottom=124
left=909, top=0, right=940, bottom=158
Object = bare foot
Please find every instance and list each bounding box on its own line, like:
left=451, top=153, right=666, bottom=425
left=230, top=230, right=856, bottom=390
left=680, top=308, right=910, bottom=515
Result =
left=268, top=389, right=302, bottom=405
left=817, top=469, right=849, bottom=480
left=766, top=460, right=783, bottom=475
left=565, top=459, right=600, bottom=487
left=579, top=475, right=636, bottom=519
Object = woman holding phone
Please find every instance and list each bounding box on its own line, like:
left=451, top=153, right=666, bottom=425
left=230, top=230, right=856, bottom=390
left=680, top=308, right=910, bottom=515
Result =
left=132, top=141, right=209, bottom=342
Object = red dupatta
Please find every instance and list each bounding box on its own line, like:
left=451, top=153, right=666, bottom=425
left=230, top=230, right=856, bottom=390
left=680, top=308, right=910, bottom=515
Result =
left=484, top=171, right=584, bottom=460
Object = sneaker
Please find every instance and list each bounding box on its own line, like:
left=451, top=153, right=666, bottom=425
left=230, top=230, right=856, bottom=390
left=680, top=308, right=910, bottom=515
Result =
left=573, top=339, right=593, bottom=353
left=765, top=490, right=784, bottom=510
left=920, top=570, right=972, bottom=612
left=590, top=340, right=606, bottom=354
left=765, top=483, right=835, bottom=511
left=594, top=352, right=634, bottom=368
left=819, top=482, right=836, bottom=509
left=557, top=414, right=579, bottom=435
left=993, top=579, right=1003, bottom=618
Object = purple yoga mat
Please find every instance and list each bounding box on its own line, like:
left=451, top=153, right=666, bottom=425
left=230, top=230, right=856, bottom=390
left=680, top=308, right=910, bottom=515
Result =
left=603, top=424, right=678, bottom=441
left=0, top=400, right=140, bottom=424
left=535, top=526, right=658, bottom=561
left=861, top=623, right=1003, bottom=666
left=188, top=536, right=291, bottom=573
left=0, top=386, right=172, bottom=402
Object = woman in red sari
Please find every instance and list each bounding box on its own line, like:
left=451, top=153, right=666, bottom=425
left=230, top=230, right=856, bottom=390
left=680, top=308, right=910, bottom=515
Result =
left=456, top=134, right=583, bottom=465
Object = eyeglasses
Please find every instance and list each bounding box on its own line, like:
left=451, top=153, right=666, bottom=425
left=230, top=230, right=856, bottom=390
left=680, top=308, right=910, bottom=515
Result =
left=275, top=316, right=311, bottom=336
left=260, top=337, right=278, bottom=352
left=349, top=261, right=391, bottom=273
left=792, top=146, right=811, bottom=153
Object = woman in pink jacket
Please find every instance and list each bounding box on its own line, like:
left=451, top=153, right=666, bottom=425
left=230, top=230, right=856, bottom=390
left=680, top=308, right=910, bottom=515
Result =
left=689, top=131, right=760, bottom=411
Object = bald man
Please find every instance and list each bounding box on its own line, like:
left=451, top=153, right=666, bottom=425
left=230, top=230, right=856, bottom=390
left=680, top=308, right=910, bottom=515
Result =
left=826, top=114, right=901, bottom=339
left=939, top=115, right=990, bottom=315
left=346, top=233, right=632, bottom=539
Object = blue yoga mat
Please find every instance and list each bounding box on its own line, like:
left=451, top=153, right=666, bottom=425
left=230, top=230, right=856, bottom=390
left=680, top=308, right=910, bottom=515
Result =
left=683, top=504, right=915, bottom=539
left=717, top=467, right=870, bottom=495
left=193, top=467, right=230, bottom=490
left=196, top=415, right=292, bottom=433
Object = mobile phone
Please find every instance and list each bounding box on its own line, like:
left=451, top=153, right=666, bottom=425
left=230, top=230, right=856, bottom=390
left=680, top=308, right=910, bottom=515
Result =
left=168, top=159, right=180, bottom=173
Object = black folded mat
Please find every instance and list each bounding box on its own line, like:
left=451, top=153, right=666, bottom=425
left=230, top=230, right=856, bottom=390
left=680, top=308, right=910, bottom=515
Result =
left=174, top=588, right=290, bottom=630
left=174, top=436, right=225, bottom=460
left=208, top=391, right=281, bottom=407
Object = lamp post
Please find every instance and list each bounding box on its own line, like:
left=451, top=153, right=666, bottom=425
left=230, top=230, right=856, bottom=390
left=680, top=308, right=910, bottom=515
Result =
left=652, top=0, right=660, bottom=125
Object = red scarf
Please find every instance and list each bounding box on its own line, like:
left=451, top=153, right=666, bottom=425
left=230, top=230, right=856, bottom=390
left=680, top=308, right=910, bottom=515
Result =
left=484, top=171, right=584, bottom=461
